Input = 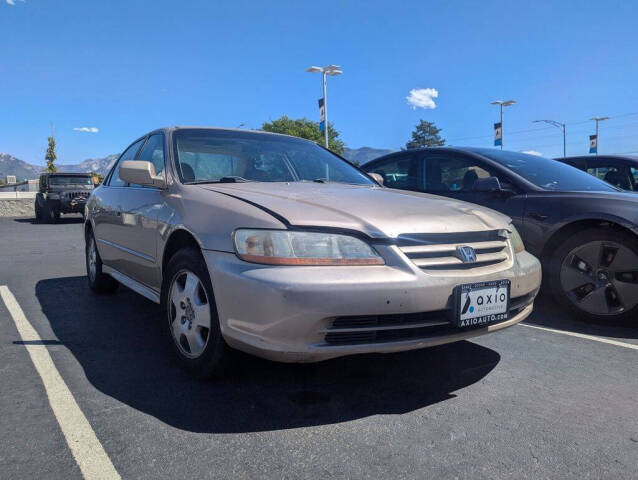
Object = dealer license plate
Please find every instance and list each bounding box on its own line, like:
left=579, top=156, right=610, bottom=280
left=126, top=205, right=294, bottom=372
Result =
left=454, top=280, right=510, bottom=328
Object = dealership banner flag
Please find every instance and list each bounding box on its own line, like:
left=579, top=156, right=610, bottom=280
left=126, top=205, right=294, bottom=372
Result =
left=589, top=134, right=598, bottom=154
left=318, top=98, right=326, bottom=131
left=494, top=122, right=502, bottom=147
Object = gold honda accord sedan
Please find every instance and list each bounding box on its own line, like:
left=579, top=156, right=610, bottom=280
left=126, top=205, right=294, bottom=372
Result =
left=85, top=127, right=541, bottom=377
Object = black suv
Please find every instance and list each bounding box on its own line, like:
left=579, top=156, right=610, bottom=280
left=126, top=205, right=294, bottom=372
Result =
left=35, top=173, right=95, bottom=223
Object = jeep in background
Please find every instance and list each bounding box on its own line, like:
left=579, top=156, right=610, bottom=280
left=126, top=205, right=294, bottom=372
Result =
left=35, top=173, right=95, bottom=223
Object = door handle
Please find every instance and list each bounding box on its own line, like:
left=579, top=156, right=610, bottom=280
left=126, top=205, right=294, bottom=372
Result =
left=529, top=212, right=549, bottom=221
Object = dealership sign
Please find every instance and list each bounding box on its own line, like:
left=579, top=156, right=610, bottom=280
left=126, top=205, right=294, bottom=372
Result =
left=494, top=122, right=502, bottom=147
left=318, top=98, right=326, bottom=132
left=589, top=134, right=598, bottom=154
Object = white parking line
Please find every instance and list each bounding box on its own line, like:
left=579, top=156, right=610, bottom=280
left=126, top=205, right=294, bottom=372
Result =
left=520, top=323, right=638, bottom=350
left=0, top=285, right=121, bottom=480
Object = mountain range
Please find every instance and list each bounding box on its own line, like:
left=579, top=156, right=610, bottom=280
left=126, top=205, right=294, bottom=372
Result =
left=1, top=146, right=393, bottom=182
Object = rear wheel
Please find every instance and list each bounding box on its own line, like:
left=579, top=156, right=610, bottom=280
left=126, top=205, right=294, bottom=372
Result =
left=86, top=232, right=119, bottom=293
left=548, top=228, right=638, bottom=323
left=161, top=247, right=230, bottom=378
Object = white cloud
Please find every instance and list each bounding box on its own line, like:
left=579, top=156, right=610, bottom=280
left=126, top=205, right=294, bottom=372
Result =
left=6, top=0, right=25, bottom=5
left=73, top=127, right=99, bottom=133
left=406, top=88, right=438, bottom=110
left=521, top=150, right=542, bottom=156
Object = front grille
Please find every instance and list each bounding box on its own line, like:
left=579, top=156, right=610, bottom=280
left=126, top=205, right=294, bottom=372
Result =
left=323, top=292, right=535, bottom=346
left=397, top=230, right=510, bottom=271
left=66, top=191, right=87, bottom=199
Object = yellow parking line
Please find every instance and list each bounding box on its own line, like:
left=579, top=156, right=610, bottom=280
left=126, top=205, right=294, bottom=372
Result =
left=520, top=323, right=638, bottom=350
left=0, top=285, right=121, bottom=480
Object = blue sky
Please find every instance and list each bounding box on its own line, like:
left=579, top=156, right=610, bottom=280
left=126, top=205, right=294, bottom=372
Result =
left=2, top=0, right=638, bottom=165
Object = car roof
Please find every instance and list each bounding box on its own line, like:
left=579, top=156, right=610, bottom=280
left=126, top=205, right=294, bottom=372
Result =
left=43, top=172, right=92, bottom=176
left=153, top=126, right=312, bottom=142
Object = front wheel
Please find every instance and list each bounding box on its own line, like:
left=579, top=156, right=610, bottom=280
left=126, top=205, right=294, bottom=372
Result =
left=161, top=247, right=230, bottom=378
left=548, top=228, right=638, bottom=323
left=86, top=232, right=119, bottom=294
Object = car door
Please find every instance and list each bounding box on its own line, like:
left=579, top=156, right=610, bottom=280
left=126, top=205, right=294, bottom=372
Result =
left=418, top=151, right=527, bottom=228
left=112, top=133, right=168, bottom=290
left=93, top=138, right=145, bottom=270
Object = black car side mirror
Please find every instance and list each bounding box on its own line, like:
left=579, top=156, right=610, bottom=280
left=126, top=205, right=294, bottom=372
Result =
left=473, top=177, right=502, bottom=192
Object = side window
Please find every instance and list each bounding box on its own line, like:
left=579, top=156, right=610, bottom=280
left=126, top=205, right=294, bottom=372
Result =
left=137, top=134, right=165, bottom=176
left=632, top=168, right=638, bottom=190
left=423, top=155, right=491, bottom=192
left=109, top=139, right=145, bottom=187
left=369, top=155, right=419, bottom=190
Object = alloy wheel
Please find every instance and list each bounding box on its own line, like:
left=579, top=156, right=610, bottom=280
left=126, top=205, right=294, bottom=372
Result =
left=168, top=270, right=211, bottom=358
left=560, top=240, right=638, bottom=316
left=87, top=237, right=97, bottom=282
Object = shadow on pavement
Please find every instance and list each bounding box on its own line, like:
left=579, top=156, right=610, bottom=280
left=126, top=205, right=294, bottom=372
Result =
left=524, top=292, right=638, bottom=340
left=13, top=216, right=84, bottom=225
left=36, top=276, right=501, bottom=433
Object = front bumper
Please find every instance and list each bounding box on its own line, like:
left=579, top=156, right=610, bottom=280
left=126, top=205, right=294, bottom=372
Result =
left=204, top=246, right=542, bottom=363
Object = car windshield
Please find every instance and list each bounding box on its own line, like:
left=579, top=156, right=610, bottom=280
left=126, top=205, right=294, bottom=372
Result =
left=173, top=129, right=373, bottom=185
left=48, top=175, right=93, bottom=186
left=476, top=149, right=620, bottom=192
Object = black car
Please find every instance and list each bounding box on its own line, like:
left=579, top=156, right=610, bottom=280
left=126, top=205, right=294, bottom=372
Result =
left=35, top=172, right=95, bottom=223
left=364, top=147, right=638, bottom=322
left=556, top=155, right=638, bottom=192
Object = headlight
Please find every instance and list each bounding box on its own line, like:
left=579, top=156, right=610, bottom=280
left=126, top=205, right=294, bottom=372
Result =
left=233, top=229, right=384, bottom=266
left=508, top=224, right=525, bottom=254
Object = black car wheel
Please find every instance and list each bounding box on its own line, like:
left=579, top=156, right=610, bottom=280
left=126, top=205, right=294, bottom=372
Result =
left=34, top=201, right=42, bottom=221
left=86, top=232, right=119, bottom=294
left=549, top=228, right=638, bottom=322
left=160, top=247, right=230, bottom=378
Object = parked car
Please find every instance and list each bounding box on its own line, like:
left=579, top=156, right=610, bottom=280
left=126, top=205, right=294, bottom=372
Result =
left=556, top=155, right=638, bottom=191
left=35, top=172, right=95, bottom=223
left=85, top=128, right=541, bottom=377
left=364, top=147, right=638, bottom=323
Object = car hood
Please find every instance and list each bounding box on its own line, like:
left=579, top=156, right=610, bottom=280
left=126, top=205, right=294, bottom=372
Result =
left=199, top=182, right=511, bottom=238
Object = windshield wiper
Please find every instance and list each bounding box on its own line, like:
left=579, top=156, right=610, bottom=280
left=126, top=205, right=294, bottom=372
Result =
left=188, top=176, right=252, bottom=185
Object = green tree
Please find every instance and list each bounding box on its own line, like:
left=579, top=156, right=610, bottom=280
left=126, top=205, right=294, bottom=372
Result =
left=261, top=115, right=345, bottom=155
left=90, top=172, right=104, bottom=185
left=405, top=120, right=445, bottom=149
left=45, top=136, right=58, bottom=173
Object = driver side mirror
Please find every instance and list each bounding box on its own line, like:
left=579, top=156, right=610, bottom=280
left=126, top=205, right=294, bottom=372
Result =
left=473, top=177, right=516, bottom=195
left=119, top=161, right=166, bottom=188
left=369, top=172, right=384, bottom=185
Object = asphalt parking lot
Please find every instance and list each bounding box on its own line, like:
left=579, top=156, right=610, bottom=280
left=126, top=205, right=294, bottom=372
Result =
left=1, top=215, right=637, bottom=479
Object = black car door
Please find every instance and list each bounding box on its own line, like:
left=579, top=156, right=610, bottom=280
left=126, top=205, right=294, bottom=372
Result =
left=418, top=151, right=527, bottom=227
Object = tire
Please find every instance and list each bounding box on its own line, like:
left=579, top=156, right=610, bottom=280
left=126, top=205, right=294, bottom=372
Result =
left=34, top=201, right=42, bottom=221
left=86, top=231, right=119, bottom=294
left=547, top=228, right=638, bottom=323
left=43, top=203, right=58, bottom=224
left=160, top=247, right=230, bottom=378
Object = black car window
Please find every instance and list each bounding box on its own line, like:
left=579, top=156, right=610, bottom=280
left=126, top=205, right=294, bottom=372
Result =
left=109, top=139, right=145, bottom=187
left=632, top=168, right=638, bottom=188
left=368, top=155, right=419, bottom=190
left=476, top=149, right=619, bottom=192
left=424, top=155, right=492, bottom=192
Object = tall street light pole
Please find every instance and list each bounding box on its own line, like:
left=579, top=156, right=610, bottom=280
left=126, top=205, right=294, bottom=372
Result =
left=490, top=100, right=516, bottom=150
left=306, top=65, right=343, bottom=148
left=590, top=116, right=609, bottom=156
left=533, top=119, right=567, bottom=158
